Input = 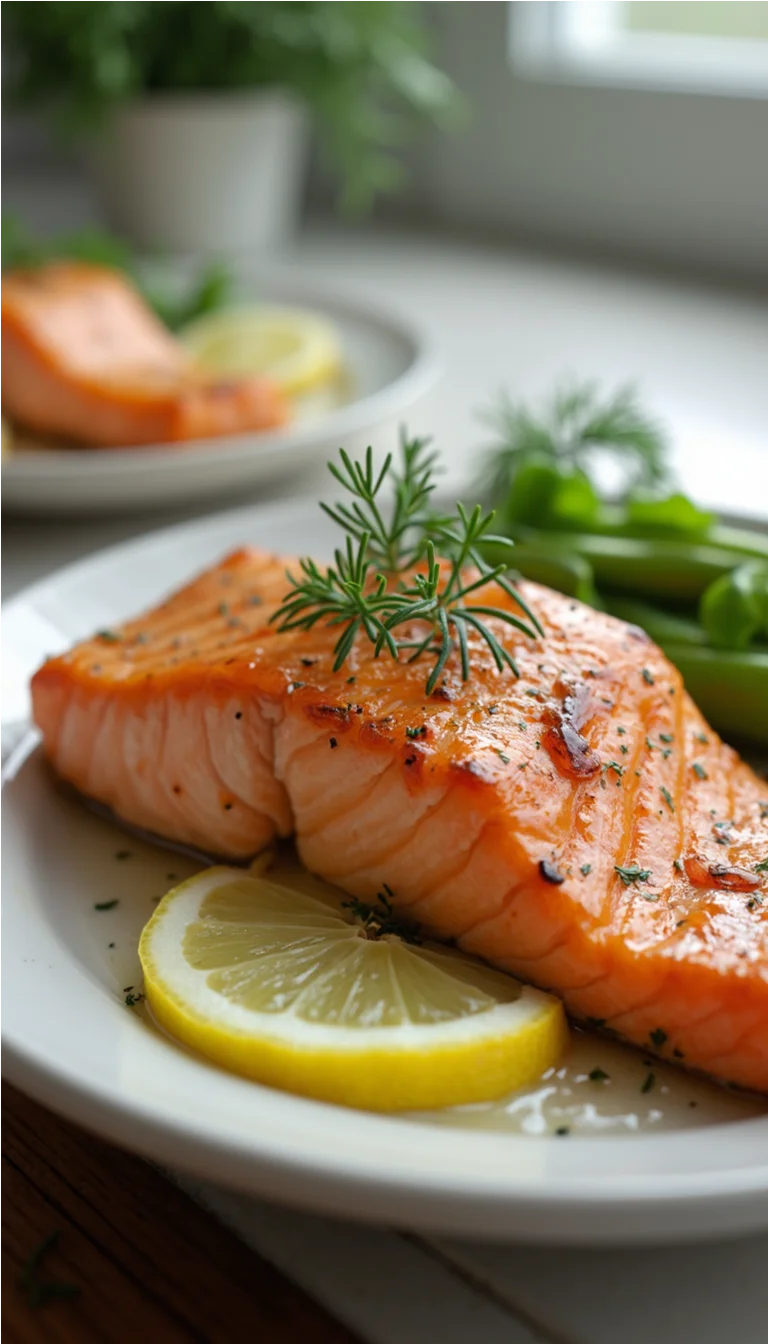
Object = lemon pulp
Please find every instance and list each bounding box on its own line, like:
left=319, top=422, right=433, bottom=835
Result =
left=139, top=856, right=568, bottom=1111
left=178, top=306, right=343, bottom=397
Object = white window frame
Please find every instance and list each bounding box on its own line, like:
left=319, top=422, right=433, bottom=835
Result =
left=512, top=2, right=768, bottom=99
left=405, top=3, right=768, bottom=281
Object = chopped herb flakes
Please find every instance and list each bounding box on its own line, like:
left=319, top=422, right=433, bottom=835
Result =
left=674, top=858, right=684, bottom=872
left=580, top=863, right=592, bottom=876
left=405, top=725, right=426, bottom=740
left=123, top=987, right=145, bottom=1007
left=614, top=864, right=651, bottom=886
left=640, top=1071, right=656, bottom=1094
left=754, top=858, right=768, bottom=873
left=94, top=899, right=118, bottom=911
left=695, top=732, right=709, bottom=745
left=217, top=602, right=229, bottom=616
left=588, top=1067, right=609, bottom=1083
left=97, top=629, right=120, bottom=643
left=603, top=761, right=624, bottom=777
left=692, top=762, right=708, bottom=780
left=660, top=786, right=675, bottom=813
left=496, top=750, right=511, bottom=764
left=659, top=733, right=674, bottom=744
left=642, top=668, right=655, bottom=686
left=616, top=726, right=626, bottom=735
left=487, top=703, right=500, bottom=714
left=20, top=1231, right=79, bottom=1309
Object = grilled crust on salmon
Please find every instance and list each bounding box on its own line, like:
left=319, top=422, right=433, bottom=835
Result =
left=31, top=548, right=768, bottom=1092
left=1, top=263, right=289, bottom=447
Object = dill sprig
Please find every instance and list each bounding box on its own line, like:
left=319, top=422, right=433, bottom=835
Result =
left=321, top=432, right=440, bottom=572
left=480, top=379, right=668, bottom=504
left=342, top=887, right=421, bottom=943
left=272, top=441, right=543, bottom=694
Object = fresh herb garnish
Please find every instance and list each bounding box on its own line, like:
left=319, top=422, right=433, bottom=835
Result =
left=580, top=863, right=592, bottom=876
left=615, top=864, right=652, bottom=886
left=755, top=859, right=768, bottom=873
left=641, top=668, right=655, bottom=686
left=692, top=762, right=708, bottom=780
left=271, top=439, right=543, bottom=695
left=20, top=1231, right=79, bottom=1309
left=341, top=887, right=420, bottom=943
left=405, top=725, right=427, bottom=740
left=497, top=750, right=511, bottom=765
left=588, top=1067, right=609, bottom=1083
left=123, top=987, right=145, bottom=1007
left=94, top=899, right=118, bottom=911
left=660, top=786, right=675, bottom=813
left=640, top=1071, right=656, bottom=1094
left=97, top=629, right=120, bottom=643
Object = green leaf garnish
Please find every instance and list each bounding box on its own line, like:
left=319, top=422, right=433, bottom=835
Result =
left=271, top=437, right=543, bottom=694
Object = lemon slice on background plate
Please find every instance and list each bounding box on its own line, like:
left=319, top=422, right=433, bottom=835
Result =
left=139, top=856, right=568, bottom=1111
left=179, top=306, right=344, bottom=397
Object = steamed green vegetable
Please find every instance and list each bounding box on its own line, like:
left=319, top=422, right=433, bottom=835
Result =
left=505, top=531, right=744, bottom=603
left=700, top=562, right=768, bottom=651
left=480, top=378, right=768, bottom=743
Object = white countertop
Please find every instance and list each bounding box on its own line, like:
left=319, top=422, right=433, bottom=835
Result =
left=4, top=225, right=768, bottom=1343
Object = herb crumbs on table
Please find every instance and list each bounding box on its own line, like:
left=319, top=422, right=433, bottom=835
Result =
left=640, top=1071, right=656, bottom=1094
left=20, top=1231, right=79, bottom=1309
left=588, top=1067, right=609, bottom=1083
left=94, top=899, right=118, bottom=911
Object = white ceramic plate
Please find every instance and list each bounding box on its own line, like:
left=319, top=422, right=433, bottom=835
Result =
left=1, top=270, right=439, bottom=516
left=3, top=498, right=768, bottom=1244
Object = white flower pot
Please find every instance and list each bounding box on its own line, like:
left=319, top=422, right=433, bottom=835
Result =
left=90, top=92, right=308, bottom=254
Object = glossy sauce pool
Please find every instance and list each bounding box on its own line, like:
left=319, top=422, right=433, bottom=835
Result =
left=81, top=799, right=765, bottom=1137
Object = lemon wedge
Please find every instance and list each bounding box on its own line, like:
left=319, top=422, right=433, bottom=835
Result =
left=139, top=856, right=568, bottom=1111
left=179, top=306, right=343, bottom=397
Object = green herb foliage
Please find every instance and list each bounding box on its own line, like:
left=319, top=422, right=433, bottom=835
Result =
left=4, top=2, right=460, bottom=211
left=2, top=214, right=232, bottom=331
left=271, top=438, right=543, bottom=694
left=480, top=380, right=668, bottom=515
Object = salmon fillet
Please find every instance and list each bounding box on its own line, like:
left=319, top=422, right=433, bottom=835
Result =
left=31, top=548, right=768, bottom=1092
left=1, top=263, right=289, bottom=447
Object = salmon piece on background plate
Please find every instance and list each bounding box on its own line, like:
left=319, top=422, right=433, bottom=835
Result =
left=31, top=548, right=768, bottom=1093
left=1, top=262, right=289, bottom=447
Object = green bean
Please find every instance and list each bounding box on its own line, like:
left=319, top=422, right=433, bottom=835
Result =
left=602, top=597, right=706, bottom=647
left=661, top=645, right=768, bottom=745
left=481, top=542, right=600, bottom=605
left=700, top=562, right=768, bottom=650
left=505, top=530, right=743, bottom=601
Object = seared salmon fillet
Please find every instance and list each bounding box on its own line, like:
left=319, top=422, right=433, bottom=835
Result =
left=31, top=549, right=768, bottom=1091
left=1, top=263, right=289, bottom=447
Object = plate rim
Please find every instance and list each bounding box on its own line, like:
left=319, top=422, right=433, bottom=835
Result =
left=3, top=498, right=768, bottom=1244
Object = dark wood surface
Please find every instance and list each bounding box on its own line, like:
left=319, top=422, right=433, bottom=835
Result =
left=2, top=1084, right=360, bottom=1343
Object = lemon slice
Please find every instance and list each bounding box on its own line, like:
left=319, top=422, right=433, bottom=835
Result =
left=139, top=857, right=568, bottom=1111
left=179, top=306, right=343, bottom=397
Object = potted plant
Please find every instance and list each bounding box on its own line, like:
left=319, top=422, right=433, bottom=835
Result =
left=5, top=1, right=459, bottom=253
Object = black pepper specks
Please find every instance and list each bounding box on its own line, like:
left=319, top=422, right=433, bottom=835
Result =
left=329, top=737, right=338, bottom=749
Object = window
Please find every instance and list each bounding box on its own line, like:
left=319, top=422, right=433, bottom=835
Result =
left=512, top=2, right=768, bottom=98
left=405, top=4, right=768, bottom=280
